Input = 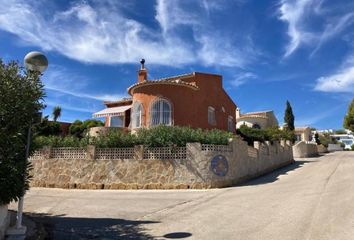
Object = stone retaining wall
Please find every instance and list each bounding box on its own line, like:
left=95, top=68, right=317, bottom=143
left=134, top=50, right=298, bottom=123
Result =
left=0, top=205, right=10, bottom=239
left=30, top=139, right=294, bottom=189
left=292, top=141, right=319, bottom=158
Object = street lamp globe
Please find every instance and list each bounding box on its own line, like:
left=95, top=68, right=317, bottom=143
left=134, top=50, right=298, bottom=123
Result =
left=24, top=51, right=48, bottom=73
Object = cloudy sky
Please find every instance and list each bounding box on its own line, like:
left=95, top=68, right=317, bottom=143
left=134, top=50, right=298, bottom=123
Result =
left=0, top=0, right=353, bottom=129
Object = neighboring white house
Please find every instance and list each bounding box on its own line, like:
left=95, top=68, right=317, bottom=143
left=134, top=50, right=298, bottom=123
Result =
left=330, top=133, right=354, bottom=150
left=294, top=127, right=312, bottom=142
left=235, top=108, right=279, bottom=129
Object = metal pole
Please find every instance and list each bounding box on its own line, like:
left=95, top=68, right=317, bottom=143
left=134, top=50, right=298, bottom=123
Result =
left=16, top=124, right=31, bottom=229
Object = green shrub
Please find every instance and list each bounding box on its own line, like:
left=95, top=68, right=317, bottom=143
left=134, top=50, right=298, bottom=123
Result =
left=0, top=60, right=45, bottom=205
left=318, top=133, right=337, bottom=148
left=351, top=144, right=354, bottom=151
left=34, top=116, right=61, bottom=136
left=34, top=125, right=233, bottom=148
left=236, top=125, right=295, bottom=145
left=69, top=119, right=104, bottom=138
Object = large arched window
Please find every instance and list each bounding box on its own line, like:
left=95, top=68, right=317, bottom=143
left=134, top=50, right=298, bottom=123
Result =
left=150, top=98, right=172, bottom=126
left=131, top=102, right=143, bottom=128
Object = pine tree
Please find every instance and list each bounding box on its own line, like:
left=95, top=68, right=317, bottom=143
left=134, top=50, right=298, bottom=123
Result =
left=343, top=99, right=354, bottom=132
left=284, top=100, right=295, bottom=131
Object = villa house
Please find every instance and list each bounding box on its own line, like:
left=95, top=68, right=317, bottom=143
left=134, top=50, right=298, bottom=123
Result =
left=93, top=60, right=237, bottom=133
left=235, top=108, right=279, bottom=129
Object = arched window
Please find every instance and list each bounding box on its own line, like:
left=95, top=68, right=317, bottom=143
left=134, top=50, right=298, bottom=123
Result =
left=131, top=102, right=143, bottom=128
left=150, top=98, right=172, bottom=126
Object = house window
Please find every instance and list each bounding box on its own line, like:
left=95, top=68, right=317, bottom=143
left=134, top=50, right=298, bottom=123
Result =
left=252, top=123, right=261, bottom=129
left=132, top=102, right=143, bottom=128
left=150, top=98, right=172, bottom=126
left=110, top=116, right=124, bottom=127
left=228, top=116, right=233, bottom=132
left=208, top=106, right=216, bottom=125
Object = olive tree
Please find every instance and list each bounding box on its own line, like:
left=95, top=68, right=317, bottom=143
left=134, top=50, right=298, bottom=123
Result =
left=0, top=59, right=45, bottom=205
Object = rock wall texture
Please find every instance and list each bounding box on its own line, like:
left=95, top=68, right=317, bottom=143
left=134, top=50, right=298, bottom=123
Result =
left=0, top=205, right=10, bottom=239
left=30, top=139, right=294, bottom=189
left=292, top=141, right=319, bottom=158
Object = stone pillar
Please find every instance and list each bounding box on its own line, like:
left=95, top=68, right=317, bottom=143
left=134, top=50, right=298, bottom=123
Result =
left=134, top=145, right=144, bottom=160
left=86, top=145, right=96, bottom=160
left=186, top=142, right=202, bottom=160
left=42, top=146, right=52, bottom=159
left=253, top=141, right=261, bottom=150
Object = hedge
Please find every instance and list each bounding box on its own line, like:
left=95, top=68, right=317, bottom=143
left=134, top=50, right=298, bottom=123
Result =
left=33, top=125, right=234, bottom=148
left=236, top=125, right=295, bottom=145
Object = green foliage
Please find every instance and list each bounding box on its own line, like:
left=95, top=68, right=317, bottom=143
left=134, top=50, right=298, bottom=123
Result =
left=34, top=125, right=233, bottom=148
left=334, top=129, right=347, bottom=134
left=343, top=99, right=354, bottom=132
left=69, top=119, right=104, bottom=138
left=236, top=125, right=295, bottom=145
left=314, top=133, right=321, bottom=145
left=33, top=135, right=89, bottom=148
left=318, top=133, right=337, bottom=148
left=136, top=125, right=233, bottom=147
left=351, top=144, right=354, bottom=151
left=34, top=116, right=61, bottom=136
left=0, top=59, right=45, bottom=205
left=284, top=100, right=295, bottom=131
left=52, top=106, right=61, bottom=122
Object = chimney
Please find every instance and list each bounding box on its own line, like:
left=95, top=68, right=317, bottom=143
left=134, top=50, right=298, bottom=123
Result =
left=236, top=107, right=241, bottom=119
left=138, top=59, right=147, bottom=83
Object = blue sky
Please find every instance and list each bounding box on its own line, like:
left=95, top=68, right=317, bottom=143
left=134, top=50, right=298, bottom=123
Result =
left=0, top=0, right=353, bottom=129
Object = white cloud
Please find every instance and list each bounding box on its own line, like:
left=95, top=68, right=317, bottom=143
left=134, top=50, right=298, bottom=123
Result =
left=230, top=72, right=257, bottom=87
left=278, top=0, right=314, bottom=57
left=0, top=0, right=255, bottom=68
left=314, top=64, right=354, bottom=93
left=278, top=0, right=354, bottom=57
left=42, top=65, right=127, bottom=101
left=311, top=12, right=354, bottom=56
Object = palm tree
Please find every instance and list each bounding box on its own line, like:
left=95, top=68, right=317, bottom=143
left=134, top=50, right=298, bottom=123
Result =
left=52, top=106, right=62, bottom=122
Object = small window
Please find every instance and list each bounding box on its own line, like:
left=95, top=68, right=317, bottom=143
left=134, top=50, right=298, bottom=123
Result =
left=150, top=98, right=172, bottom=126
left=132, top=102, right=143, bottom=128
left=208, top=106, right=216, bottom=125
left=110, top=116, right=124, bottom=127
left=228, top=116, right=233, bottom=132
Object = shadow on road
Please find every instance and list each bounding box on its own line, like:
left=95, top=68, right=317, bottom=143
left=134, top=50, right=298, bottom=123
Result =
left=23, top=212, right=159, bottom=240
left=241, top=160, right=314, bottom=186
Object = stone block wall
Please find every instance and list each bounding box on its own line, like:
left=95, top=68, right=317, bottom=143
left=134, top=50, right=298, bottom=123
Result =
left=292, top=141, right=319, bottom=158
left=0, top=205, right=10, bottom=239
left=30, top=138, right=294, bottom=189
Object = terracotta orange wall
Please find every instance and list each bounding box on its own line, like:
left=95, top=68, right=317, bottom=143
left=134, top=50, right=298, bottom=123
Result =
left=131, top=73, right=237, bottom=132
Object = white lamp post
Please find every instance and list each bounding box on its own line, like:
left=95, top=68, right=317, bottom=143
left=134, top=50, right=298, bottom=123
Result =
left=14, top=51, right=48, bottom=234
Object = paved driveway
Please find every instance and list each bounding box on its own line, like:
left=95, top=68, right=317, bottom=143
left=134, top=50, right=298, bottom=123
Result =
left=10, top=151, right=354, bottom=239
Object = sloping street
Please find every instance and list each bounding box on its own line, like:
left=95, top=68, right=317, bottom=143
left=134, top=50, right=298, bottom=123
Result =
left=10, top=152, right=354, bottom=239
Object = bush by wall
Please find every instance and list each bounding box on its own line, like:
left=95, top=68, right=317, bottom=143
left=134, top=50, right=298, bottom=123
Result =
left=236, top=125, right=295, bottom=145
left=33, top=125, right=234, bottom=148
left=0, top=60, right=45, bottom=205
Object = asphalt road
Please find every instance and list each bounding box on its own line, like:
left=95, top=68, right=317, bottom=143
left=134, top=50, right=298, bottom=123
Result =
left=9, top=151, right=354, bottom=240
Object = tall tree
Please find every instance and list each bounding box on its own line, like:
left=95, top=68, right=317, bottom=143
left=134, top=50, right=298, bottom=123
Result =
left=343, top=99, right=354, bottom=132
left=52, top=106, right=61, bottom=122
left=0, top=59, right=45, bottom=205
left=284, top=100, right=295, bottom=131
